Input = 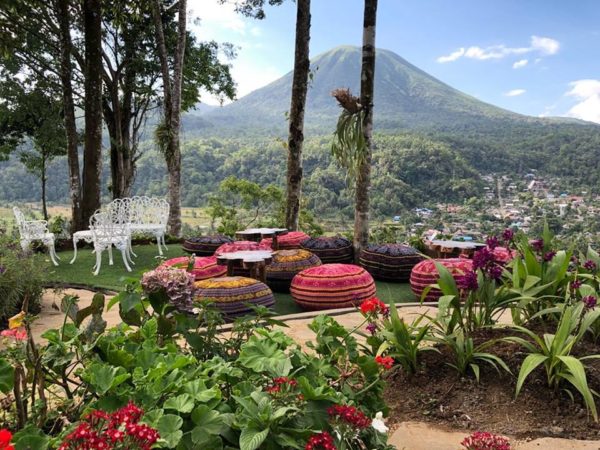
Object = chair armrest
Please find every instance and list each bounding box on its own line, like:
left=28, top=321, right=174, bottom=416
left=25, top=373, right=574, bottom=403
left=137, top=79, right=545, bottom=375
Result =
left=22, top=220, right=50, bottom=236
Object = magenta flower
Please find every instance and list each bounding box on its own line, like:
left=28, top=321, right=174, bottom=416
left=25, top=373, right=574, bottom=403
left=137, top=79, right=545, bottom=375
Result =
left=472, top=247, right=493, bottom=271
left=486, top=236, right=499, bottom=250
left=366, top=322, right=378, bottom=335
left=583, top=260, right=597, bottom=271
left=502, top=228, right=514, bottom=243
left=571, top=279, right=582, bottom=290
left=531, top=239, right=544, bottom=252
left=543, top=251, right=556, bottom=262
left=583, top=295, right=597, bottom=309
left=457, top=271, right=479, bottom=291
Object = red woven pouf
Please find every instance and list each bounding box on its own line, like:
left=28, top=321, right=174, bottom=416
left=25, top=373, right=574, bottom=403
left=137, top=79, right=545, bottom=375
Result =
left=266, top=249, right=322, bottom=292
left=161, top=256, right=227, bottom=281
left=215, top=240, right=272, bottom=255
left=261, top=231, right=310, bottom=250
left=290, top=263, right=376, bottom=311
left=492, top=246, right=516, bottom=264
left=410, top=258, right=473, bottom=301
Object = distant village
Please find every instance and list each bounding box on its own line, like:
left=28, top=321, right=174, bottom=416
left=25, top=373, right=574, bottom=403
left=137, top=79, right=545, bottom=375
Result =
left=391, top=172, right=599, bottom=249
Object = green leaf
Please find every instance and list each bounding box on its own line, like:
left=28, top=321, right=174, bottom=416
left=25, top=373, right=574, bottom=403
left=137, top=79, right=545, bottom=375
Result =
left=0, top=358, right=14, bottom=394
left=191, top=405, right=224, bottom=438
left=516, top=354, right=548, bottom=397
left=185, top=380, right=222, bottom=403
left=239, top=426, right=269, bottom=450
left=164, top=393, right=195, bottom=414
left=557, top=355, right=597, bottom=421
left=12, top=426, right=49, bottom=450
left=118, top=291, right=142, bottom=313
left=157, top=414, right=184, bottom=449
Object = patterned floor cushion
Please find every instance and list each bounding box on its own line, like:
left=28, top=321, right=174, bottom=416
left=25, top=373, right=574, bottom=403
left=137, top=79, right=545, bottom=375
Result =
left=359, top=244, right=423, bottom=282
left=182, top=235, right=233, bottom=256
left=300, top=236, right=354, bottom=264
left=266, top=249, right=322, bottom=292
left=492, top=246, right=516, bottom=264
left=290, top=263, right=376, bottom=311
left=161, top=256, right=227, bottom=281
left=260, top=231, right=310, bottom=250
left=410, top=258, right=473, bottom=302
left=194, top=276, right=275, bottom=319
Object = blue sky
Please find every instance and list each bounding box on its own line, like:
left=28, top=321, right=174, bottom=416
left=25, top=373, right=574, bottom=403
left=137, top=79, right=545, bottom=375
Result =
left=190, top=0, right=600, bottom=123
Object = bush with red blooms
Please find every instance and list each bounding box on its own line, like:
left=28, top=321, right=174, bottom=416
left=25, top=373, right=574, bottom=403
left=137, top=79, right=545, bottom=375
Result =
left=461, top=431, right=511, bottom=450
left=58, top=403, right=159, bottom=450
left=375, top=355, right=394, bottom=370
left=360, top=297, right=389, bottom=317
left=305, top=431, right=337, bottom=450
left=0, top=429, right=14, bottom=450
left=327, top=405, right=371, bottom=429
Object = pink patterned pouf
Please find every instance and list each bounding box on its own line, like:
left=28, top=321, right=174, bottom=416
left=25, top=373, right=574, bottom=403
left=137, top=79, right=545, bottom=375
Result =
left=161, top=256, right=227, bottom=281
left=492, top=246, right=516, bottom=264
left=261, top=231, right=310, bottom=250
left=215, top=240, right=272, bottom=255
left=410, top=258, right=474, bottom=301
left=290, top=263, right=376, bottom=310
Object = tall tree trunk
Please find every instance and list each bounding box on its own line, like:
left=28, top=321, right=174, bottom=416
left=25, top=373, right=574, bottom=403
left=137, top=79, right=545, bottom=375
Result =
left=81, top=0, right=103, bottom=226
left=55, top=0, right=83, bottom=232
left=285, top=0, right=311, bottom=231
left=354, top=0, right=378, bottom=257
left=152, top=0, right=186, bottom=236
left=41, top=156, right=48, bottom=221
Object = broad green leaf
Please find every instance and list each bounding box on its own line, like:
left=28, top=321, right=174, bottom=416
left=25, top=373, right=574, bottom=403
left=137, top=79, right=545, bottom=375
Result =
left=239, top=426, right=269, bottom=450
left=164, top=393, right=195, bottom=414
left=158, top=414, right=184, bottom=449
left=191, top=405, right=223, bottom=438
left=516, top=354, right=548, bottom=397
left=0, top=358, right=14, bottom=394
left=557, top=356, right=597, bottom=421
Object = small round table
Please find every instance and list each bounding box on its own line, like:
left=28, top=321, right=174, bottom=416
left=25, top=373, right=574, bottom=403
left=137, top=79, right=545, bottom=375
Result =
left=216, top=250, right=274, bottom=282
left=235, top=228, right=287, bottom=250
left=70, top=230, right=94, bottom=264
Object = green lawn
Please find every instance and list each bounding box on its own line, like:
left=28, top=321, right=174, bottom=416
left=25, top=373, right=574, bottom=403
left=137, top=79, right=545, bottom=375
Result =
left=41, top=244, right=418, bottom=316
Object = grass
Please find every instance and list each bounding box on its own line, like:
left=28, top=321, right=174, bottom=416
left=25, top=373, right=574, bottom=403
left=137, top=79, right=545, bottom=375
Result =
left=39, top=244, right=418, bottom=316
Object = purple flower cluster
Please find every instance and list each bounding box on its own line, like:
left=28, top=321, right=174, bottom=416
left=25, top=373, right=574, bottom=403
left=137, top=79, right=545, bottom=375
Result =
left=543, top=251, right=556, bottom=262
left=502, top=228, right=515, bottom=243
left=141, top=266, right=196, bottom=313
left=472, top=247, right=504, bottom=281
left=583, top=259, right=597, bottom=272
left=583, top=295, right=597, bottom=309
left=486, top=236, right=499, bottom=250
left=531, top=239, right=544, bottom=253
left=457, top=270, right=479, bottom=291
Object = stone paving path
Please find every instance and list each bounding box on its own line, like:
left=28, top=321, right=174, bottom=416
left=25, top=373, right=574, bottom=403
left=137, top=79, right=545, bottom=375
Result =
left=32, top=289, right=600, bottom=449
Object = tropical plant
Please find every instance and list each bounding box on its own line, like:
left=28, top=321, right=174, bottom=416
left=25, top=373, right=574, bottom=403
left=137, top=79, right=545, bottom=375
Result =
left=506, top=302, right=600, bottom=420
left=375, top=303, right=438, bottom=374
left=432, top=327, right=510, bottom=382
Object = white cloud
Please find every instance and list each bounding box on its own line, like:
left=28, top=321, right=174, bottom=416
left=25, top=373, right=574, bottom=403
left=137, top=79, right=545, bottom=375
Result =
left=436, top=48, right=465, bottom=63
left=531, top=35, right=560, bottom=55
left=189, top=0, right=248, bottom=38
left=513, top=59, right=528, bottom=69
left=565, top=79, right=600, bottom=124
left=505, top=89, right=526, bottom=97
left=437, top=36, right=559, bottom=64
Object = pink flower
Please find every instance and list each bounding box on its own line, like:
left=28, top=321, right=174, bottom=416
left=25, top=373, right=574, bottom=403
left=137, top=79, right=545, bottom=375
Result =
left=461, top=431, right=511, bottom=450
left=0, top=327, right=27, bottom=341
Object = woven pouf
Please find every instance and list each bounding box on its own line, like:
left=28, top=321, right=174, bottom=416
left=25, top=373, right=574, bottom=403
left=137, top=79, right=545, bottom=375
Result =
left=194, top=276, right=275, bottom=319
left=492, top=246, right=516, bottom=264
left=161, top=256, right=227, bottom=281
left=359, top=244, right=423, bottom=282
left=300, top=236, right=354, bottom=264
left=266, top=249, right=322, bottom=292
left=410, top=258, right=473, bottom=301
left=260, top=231, right=310, bottom=250
left=290, top=263, right=376, bottom=311
left=182, top=235, right=233, bottom=256
left=215, top=240, right=272, bottom=255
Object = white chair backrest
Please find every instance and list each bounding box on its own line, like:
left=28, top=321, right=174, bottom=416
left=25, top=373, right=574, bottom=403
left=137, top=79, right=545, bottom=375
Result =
left=90, top=210, right=129, bottom=242
left=106, top=198, right=132, bottom=225
left=13, top=207, right=25, bottom=236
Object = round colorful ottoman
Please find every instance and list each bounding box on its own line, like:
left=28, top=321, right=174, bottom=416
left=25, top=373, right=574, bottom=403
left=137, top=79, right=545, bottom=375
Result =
left=290, top=263, right=376, bottom=310
left=300, top=236, right=354, bottom=264
left=182, top=235, right=233, bottom=256
left=261, top=231, right=310, bottom=250
left=410, top=258, right=473, bottom=301
left=161, top=256, right=227, bottom=281
left=265, top=249, right=322, bottom=292
left=359, top=244, right=423, bottom=282
left=492, top=246, right=516, bottom=264
left=194, top=276, right=275, bottom=319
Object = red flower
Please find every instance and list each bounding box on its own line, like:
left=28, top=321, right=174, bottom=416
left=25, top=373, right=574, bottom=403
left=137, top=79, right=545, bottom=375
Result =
left=0, top=429, right=14, bottom=450
left=327, top=404, right=371, bottom=429
left=375, top=355, right=394, bottom=370
left=359, top=297, right=389, bottom=316
left=305, top=431, right=337, bottom=450
left=461, top=431, right=511, bottom=450
left=0, top=327, right=27, bottom=341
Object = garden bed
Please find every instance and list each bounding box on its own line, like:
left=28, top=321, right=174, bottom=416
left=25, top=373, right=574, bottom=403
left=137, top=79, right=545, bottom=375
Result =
left=385, top=326, right=600, bottom=441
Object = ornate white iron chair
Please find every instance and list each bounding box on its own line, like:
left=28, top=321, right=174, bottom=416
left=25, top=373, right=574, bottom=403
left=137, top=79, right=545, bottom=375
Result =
left=89, top=210, right=132, bottom=276
left=106, top=198, right=136, bottom=263
left=128, top=196, right=169, bottom=255
left=13, top=206, right=60, bottom=266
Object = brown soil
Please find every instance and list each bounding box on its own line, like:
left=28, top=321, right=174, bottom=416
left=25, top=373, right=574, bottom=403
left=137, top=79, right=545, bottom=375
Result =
left=385, top=326, right=600, bottom=441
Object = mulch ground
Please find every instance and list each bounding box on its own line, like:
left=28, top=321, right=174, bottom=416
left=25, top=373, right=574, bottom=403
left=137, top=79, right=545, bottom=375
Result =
left=385, top=324, right=600, bottom=440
